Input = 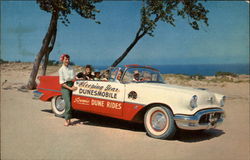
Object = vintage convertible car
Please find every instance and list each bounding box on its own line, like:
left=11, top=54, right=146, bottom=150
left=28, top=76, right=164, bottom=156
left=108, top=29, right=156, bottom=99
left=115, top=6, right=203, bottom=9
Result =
left=34, top=64, right=225, bottom=139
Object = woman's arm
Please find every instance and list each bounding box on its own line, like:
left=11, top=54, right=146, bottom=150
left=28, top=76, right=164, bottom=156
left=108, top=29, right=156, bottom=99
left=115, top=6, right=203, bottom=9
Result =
left=62, top=83, right=77, bottom=91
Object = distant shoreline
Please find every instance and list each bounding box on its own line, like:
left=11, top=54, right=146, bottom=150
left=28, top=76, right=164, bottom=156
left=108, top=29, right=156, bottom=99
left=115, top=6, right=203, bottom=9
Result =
left=93, top=64, right=250, bottom=76
left=1, top=62, right=249, bottom=88
left=1, top=61, right=249, bottom=76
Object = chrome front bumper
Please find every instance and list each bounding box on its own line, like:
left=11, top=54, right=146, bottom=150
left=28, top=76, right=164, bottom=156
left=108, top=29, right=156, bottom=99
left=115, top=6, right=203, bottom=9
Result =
left=33, top=90, right=43, bottom=100
left=174, top=108, right=225, bottom=130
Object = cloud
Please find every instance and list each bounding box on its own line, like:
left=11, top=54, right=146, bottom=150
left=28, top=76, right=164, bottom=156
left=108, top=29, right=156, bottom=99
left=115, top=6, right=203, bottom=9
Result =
left=8, top=24, right=36, bottom=34
left=19, top=48, right=35, bottom=57
left=7, top=23, right=37, bottom=57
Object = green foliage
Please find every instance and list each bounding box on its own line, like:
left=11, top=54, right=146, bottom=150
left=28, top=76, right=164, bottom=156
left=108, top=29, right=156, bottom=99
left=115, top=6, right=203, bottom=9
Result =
left=0, top=58, right=8, bottom=64
left=190, top=74, right=206, bottom=80
left=15, top=60, right=22, bottom=63
left=215, top=71, right=238, bottom=78
left=37, top=0, right=102, bottom=26
left=44, top=59, right=75, bottom=66
left=0, top=59, right=23, bottom=64
left=164, top=74, right=191, bottom=80
left=140, top=0, right=209, bottom=37
left=70, top=61, right=75, bottom=66
left=47, top=60, right=59, bottom=66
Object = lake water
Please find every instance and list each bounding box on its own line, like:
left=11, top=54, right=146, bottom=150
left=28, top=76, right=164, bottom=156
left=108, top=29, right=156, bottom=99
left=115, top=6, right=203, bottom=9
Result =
left=91, top=64, right=249, bottom=76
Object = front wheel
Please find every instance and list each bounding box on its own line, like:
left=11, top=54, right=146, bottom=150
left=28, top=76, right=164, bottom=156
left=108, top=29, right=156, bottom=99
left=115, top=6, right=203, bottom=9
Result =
left=144, top=106, right=176, bottom=139
left=51, top=95, right=65, bottom=117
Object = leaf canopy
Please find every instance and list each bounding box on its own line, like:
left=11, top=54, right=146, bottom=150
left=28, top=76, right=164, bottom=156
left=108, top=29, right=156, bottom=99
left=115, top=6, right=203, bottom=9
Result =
left=37, top=0, right=102, bottom=26
left=141, top=0, right=209, bottom=36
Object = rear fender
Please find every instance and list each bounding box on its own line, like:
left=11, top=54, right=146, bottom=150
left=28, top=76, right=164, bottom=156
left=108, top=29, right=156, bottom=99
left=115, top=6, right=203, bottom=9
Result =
left=39, top=89, right=62, bottom=101
left=37, top=75, right=62, bottom=101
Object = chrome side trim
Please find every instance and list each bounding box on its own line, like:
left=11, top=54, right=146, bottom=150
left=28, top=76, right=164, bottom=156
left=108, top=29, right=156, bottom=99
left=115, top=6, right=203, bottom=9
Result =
left=33, top=90, right=43, bottom=100
left=174, top=108, right=225, bottom=130
left=37, top=88, right=61, bottom=93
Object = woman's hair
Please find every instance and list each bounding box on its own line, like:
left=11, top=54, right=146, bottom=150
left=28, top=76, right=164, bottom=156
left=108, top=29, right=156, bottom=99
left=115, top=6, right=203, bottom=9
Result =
left=85, top=64, right=92, bottom=69
left=60, top=54, right=70, bottom=62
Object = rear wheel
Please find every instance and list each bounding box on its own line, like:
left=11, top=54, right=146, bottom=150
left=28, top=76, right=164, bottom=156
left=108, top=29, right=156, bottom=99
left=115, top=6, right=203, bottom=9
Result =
left=144, top=105, right=176, bottom=139
left=51, top=95, right=65, bottom=117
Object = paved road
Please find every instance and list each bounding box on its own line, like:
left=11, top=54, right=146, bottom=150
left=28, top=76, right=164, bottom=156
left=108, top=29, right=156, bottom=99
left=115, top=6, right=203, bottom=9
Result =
left=1, top=87, right=249, bottom=160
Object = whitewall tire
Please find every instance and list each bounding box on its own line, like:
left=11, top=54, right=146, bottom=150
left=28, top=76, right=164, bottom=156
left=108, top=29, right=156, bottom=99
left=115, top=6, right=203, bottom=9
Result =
left=51, top=95, right=65, bottom=117
left=144, top=106, right=176, bottom=139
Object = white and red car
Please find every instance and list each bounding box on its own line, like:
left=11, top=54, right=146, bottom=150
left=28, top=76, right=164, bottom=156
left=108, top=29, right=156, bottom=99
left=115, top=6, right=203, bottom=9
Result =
left=34, top=64, right=225, bottom=139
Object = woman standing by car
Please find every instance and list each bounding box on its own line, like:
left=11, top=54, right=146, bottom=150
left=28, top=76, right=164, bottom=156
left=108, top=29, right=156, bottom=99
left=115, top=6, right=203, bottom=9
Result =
left=59, top=54, right=77, bottom=126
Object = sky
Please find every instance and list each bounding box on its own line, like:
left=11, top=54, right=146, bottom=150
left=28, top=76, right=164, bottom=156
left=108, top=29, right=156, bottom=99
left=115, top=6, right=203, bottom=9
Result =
left=1, top=1, right=249, bottom=66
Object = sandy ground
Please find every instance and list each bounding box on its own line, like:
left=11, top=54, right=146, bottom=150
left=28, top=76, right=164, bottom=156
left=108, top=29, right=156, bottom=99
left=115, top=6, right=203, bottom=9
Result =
left=1, top=63, right=249, bottom=160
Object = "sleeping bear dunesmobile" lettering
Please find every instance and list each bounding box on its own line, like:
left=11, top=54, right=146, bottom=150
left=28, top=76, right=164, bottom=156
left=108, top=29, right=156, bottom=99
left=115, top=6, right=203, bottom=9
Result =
left=76, top=82, right=120, bottom=99
left=79, top=88, right=117, bottom=99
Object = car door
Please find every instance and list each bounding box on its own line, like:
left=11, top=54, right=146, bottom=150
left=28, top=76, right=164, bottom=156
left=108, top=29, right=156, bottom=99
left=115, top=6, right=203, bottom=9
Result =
left=89, top=80, right=125, bottom=117
left=72, top=69, right=125, bottom=118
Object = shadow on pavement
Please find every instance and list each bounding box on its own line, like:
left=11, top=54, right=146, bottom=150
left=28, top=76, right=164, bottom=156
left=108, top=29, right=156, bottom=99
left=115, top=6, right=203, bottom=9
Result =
left=173, top=129, right=225, bottom=143
left=41, top=109, right=145, bottom=132
left=41, top=109, right=225, bottom=141
left=41, top=109, right=53, bottom=113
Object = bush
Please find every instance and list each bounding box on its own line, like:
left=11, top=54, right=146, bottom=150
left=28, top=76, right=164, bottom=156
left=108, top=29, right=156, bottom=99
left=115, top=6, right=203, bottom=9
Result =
left=47, top=60, right=59, bottom=66
left=190, top=74, right=206, bottom=80
left=0, top=58, right=8, bottom=64
left=215, top=71, right=238, bottom=78
left=46, top=59, right=74, bottom=66
left=70, top=61, right=75, bottom=66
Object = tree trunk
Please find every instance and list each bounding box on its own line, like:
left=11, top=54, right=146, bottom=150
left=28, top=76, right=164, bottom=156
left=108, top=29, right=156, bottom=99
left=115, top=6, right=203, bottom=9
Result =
left=111, top=28, right=147, bottom=67
left=27, top=11, right=58, bottom=90
left=42, top=26, right=57, bottom=76
left=41, top=52, right=49, bottom=76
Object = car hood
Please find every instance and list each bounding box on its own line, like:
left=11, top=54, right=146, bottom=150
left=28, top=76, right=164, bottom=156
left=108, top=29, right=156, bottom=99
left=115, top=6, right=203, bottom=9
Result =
left=135, top=83, right=209, bottom=95
left=129, top=82, right=219, bottom=106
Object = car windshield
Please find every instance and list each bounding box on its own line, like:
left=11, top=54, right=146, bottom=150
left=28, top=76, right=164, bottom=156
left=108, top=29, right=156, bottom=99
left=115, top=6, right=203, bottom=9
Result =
left=122, top=67, right=165, bottom=83
left=101, top=67, right=123, bottom=82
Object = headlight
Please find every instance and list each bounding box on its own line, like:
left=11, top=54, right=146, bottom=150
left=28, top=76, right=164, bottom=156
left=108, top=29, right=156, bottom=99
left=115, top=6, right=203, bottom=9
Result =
left=190, top=95, right=198, bottom=109
left=220, top=96, right=226, bottom=107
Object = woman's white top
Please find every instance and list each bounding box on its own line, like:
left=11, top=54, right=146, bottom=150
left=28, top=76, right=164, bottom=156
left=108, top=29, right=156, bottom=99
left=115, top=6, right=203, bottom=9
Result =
left=59, top=65, right=75, bottom=84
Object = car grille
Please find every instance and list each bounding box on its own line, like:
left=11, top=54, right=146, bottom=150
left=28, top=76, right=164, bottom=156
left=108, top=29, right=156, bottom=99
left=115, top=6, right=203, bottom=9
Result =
left=199, top=112, right=222, bottom=124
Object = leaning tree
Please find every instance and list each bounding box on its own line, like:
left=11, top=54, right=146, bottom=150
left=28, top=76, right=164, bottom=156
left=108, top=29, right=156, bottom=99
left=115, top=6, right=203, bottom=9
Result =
left=111, top=0, right=209, bottom=67
left=27, top=0, right=101, bottom=90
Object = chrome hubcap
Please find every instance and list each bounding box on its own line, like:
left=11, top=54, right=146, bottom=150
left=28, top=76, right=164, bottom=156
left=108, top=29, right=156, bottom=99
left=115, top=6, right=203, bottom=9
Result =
left=56, top=96, right=65, bottom=112
left=151, top=111, right=167, bottom=131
